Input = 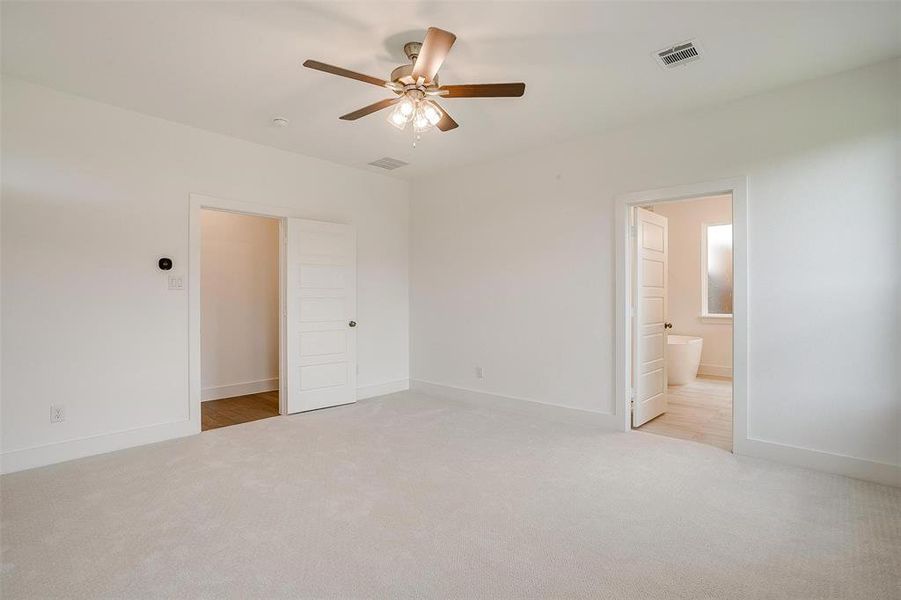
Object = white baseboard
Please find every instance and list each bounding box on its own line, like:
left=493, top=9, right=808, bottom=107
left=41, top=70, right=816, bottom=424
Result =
left=410, top=381, right=898, bottom=487
left=356, top=378, right=409, bottom=400
left=1, top=419, right=197, bottom=475
left=698, top=363, right=733, bottom=378
left=202, top=378, right=278, bottom=401
left=9, top=379, right=893, bottom=487
left=735, top=438, right=900, bottom=487
left=2, top=379, right=410, bottom=475
left=411, top=379, right=621, bottom=429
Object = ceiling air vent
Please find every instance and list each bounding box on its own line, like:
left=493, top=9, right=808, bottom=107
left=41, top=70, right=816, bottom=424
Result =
left=655, top=40, right=701, bottom=69
left=368, top=157, right=409, bottom=170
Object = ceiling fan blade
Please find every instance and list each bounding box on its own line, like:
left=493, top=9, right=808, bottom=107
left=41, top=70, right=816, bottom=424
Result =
left=339, top=97, right=400, bottom=121
left=439, top=83, right=526, bottom=98
left=435, top=103, right=459, bottom=132
left=411, top=27, right=456, bottom=83
left=303, top=59, right=389, bottom=88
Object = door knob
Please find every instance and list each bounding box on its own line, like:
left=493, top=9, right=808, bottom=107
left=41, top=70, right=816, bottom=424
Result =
left=664, top=322, right=673, bottom=329
left=348, top=321, right=357, bottom=328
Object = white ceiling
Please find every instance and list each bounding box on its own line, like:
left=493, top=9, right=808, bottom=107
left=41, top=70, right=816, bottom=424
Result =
left=3, top=2, right=899, bottom=179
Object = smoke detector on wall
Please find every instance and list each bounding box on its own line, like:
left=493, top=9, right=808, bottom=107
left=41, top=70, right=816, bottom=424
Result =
left=654, top=40, right=702, bottom=69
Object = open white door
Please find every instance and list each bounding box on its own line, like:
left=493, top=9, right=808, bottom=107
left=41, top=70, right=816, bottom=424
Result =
left=285, top=219, right=356, bottom=413
left=632, top=207, right=669, bottom=427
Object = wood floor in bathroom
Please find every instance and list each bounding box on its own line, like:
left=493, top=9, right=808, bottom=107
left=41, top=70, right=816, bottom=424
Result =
left=637, top=376, right=733, bottom=451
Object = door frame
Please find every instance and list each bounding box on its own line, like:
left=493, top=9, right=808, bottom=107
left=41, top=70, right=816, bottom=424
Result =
left=614, top=177, right=748, bottom=453
left=188, top=193, right=291, bottom=433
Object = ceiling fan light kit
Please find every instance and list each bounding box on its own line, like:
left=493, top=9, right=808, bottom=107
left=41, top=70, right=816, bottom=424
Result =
left=387, top=96, right=441, bottom=132
left=303, top=27, right=525, bottom=145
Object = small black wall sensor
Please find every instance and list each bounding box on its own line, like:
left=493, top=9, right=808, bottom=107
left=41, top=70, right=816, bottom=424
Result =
left=158, top=257, right=173, bottom=271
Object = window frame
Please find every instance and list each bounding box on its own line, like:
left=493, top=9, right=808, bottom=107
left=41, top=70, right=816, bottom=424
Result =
left=700, top=221, right=734, bottom=323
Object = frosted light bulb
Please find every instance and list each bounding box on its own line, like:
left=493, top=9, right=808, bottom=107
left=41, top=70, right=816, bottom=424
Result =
left=387, top=105, right=408, bottom=130
left=410, top=105, right=427, bottom=129
left=399, top=98, right=415, bottom=117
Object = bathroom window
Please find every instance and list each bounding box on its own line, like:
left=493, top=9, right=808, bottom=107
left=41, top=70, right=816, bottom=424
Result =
left=701, top=223, right=733, bottom=321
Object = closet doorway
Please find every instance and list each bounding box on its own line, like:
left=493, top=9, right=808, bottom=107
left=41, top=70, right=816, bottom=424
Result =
left=200, top=209, right=281, bottom=431
left=188, top=194, right=359, bottom=434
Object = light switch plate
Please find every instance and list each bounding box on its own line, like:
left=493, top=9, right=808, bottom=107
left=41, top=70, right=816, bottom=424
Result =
left=168, top=275, right=184, bottom=290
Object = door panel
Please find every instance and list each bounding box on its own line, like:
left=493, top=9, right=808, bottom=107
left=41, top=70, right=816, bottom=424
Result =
left=299, top=362, right=348, bottom=390
left=299, top=296, right=345, bottom=322
left=285, top=219, right=356, bottom=413
left=300, top=330, right=347, bottom=357
left=633, top=207, right=668, bottom=427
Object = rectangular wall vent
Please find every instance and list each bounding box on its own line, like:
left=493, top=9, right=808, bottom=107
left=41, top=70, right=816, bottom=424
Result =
left=655, top=40, right=702, bottom=69
left=368, top=157, right=409, bottom=170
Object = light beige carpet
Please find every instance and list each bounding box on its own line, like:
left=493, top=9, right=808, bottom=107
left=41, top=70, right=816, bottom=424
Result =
left=2, top=391, right=899, bottom=599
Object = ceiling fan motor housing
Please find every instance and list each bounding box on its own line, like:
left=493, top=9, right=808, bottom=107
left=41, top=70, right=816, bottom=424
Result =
left=393, top=40, right=445, bottom=89
left=390, top=63, right=439, bottom=89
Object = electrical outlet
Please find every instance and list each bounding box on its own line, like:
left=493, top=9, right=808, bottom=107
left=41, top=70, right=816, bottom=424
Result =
left=475, top=366, right=484, bottom=380
left=167, top=275, right=184, bottom=290
left=50, top=404, right=66, bottom=423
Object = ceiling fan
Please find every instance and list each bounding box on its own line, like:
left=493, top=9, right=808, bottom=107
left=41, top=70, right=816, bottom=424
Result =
left=303, top=27, right=525, bottom=139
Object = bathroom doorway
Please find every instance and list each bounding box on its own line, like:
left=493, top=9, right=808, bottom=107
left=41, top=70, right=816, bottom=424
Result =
left=616, top=178, right=747, bottom=454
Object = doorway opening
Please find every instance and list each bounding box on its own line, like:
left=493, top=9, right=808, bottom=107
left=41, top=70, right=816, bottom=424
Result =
left=631, top=195, right=733, bottom=450
left=200, top=208, right=282, bottom=431
left=189, top=193, right=359, bottom=433
left=615, top=177, right=748, bottom=455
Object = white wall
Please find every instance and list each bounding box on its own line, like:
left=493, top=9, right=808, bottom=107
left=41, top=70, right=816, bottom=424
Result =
left=1, top=77, right=410, bottom=472
left=201, top=210, right=279, bottom=401
left=411, top=59, right=900, bottom=478
left=651, top=194, right=733, bottom=377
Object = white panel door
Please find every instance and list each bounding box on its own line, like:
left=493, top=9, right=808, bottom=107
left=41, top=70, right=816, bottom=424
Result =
left=632, top=207, right=669, bottom=427
left=285, top=218, right=356, bottom=413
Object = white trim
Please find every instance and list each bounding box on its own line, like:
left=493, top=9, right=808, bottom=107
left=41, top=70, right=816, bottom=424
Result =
left=356, top=379, right=410, bottom=400
left=738, top=438, right=900, bottom=487
left=1, top=419, right=196, bottom=474
left=278, top=220, right=287, bottom=415
left=202, top=378, right=279, bottom=402
left=700, top=315, right=733, bottom=324
left=700, top=221, right=734, bottom=320
left=411, top=380, right=621, bottom=429
left=697, top=364, right=733, bottom=378
left=615, top=177, right=748, bottom=453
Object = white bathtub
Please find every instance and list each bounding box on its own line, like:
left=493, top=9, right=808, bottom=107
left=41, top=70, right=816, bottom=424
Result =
left=667, top=335, right=703, bottom=385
